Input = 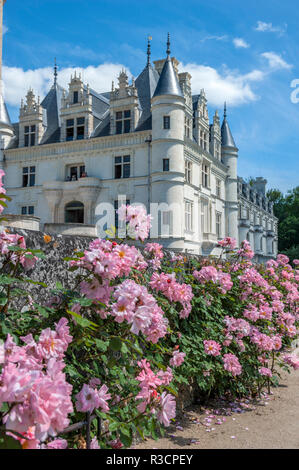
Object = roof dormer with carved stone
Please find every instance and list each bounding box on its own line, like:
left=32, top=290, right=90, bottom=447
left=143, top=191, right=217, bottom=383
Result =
left=19, top=88, right=46, bottom=147
left=60, top=72, right=94, bottom=142
left=109, top=69, right=140, bottom=135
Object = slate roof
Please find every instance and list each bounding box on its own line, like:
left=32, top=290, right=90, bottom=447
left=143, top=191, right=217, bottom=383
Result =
left=153, top=56, right=183, bottom=98
left=92, top=62, right=160, bottom=138
left=221, top=117, right=236, bottom=148
left=0, top=93, right=12, bottom=127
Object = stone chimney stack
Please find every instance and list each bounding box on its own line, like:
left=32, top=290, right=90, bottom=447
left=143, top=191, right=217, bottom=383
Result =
left=252, top=177, right=267, bottom=196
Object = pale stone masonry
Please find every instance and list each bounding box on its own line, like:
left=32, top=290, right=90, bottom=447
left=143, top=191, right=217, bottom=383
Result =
left=0, top=2, right=277, bottom=260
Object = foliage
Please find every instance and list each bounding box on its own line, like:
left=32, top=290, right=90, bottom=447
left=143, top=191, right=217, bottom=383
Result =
left=267, top=186, right=299, bottom=261
left=0, top=183, right=298, bottom=449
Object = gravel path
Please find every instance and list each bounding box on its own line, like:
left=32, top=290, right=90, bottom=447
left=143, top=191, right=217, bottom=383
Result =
left=134, top=366, right=299, bottom=449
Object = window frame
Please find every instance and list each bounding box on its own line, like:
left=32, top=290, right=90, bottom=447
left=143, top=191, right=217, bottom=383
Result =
left=115, top=110, right=131, bottom=134
left=163, top=158, right=170, bottom=172
left=24, top=125, right=36, bottom=147
left=163, top=116, right=170, bottom=130
left=21, top=205, right=35, bottom=216
left=216, top=211, right=222, bottom=238
left=22, top=166, right=36, bottom=187
left=184, top=200, right=193, bottom=232
left=202, top=163, right=209, bottom=188
left=216, top=178, right=221, bottom=198
left=114, top=155, right=131, bottom=179
left=185, top=160, right=192, bottom=184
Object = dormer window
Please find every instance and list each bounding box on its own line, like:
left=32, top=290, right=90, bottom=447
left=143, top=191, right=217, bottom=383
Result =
left=66, top=119, right=74, bottom=141
left=115, top=110, right=131, bottom=134
left=77, top=117, right=85, bottom=140
left=200, top=131, right=208, bottom=150
left=73, top=91, right=79, bottom=104
left=24, top=125, right=36, bottom=147
left=66, top=117, right=85, bottom=141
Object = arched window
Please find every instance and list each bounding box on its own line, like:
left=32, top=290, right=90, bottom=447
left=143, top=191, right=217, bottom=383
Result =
left=65, top=201, right=84, bottom=224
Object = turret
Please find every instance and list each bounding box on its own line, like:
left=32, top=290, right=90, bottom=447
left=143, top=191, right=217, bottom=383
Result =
left=221, top=103, right=239, bottom=244
left=150, top=34, right=185, bottom=245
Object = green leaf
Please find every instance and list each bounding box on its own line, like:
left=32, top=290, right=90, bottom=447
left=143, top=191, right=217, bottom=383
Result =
left=67, top=310, right=98, bottom=329
left=95, top=338, right=108, bottom=352
left=109, top=337, right=122, bottom=352
left=119, top=430, right=132, bottom=448
left=108, top=421, right=120, bottom=432
left=0, top=435, right=22, bottom=449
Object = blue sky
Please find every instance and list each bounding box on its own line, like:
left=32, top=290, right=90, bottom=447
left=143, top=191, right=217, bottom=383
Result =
left=3, top=0, right=299, bottom=193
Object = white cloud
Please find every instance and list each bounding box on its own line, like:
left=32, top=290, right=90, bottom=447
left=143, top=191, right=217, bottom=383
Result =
left=180, top=63, right=264, bottom=106
left=2, top=63, right=132, bottom=108
left=233, top=38, right=250, bottom=49
left=254, top=21, right=287, bottom=36
left=3, top=24, right=8, bottom=35
left=200, top=35, right=228, bottom=43
left=261, top=52, right=292, bottom=70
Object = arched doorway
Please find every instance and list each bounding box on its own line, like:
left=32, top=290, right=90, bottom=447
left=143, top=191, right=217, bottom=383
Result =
left=65, top=201, right=84, bottom=223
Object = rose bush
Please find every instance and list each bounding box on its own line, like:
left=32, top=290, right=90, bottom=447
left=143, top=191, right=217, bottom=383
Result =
left=0, top=179, right=298, bottom=449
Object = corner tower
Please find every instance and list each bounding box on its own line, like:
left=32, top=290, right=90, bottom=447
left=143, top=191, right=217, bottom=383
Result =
left=221, top=103, right=239, bottom=244
left=150, top=34, right=185, bottom=248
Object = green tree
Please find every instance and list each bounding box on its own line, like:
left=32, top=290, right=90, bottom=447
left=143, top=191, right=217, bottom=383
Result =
left=267, top=186, right=299, bottom=261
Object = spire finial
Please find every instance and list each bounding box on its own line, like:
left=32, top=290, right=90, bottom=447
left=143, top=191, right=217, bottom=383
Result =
left=147, top=36, right=152, bottom=66
left=54, top=58, right=58, bottom=85
left=166, top=32, right=171, bottom=57
left=224, top=101, right=227, bottom=118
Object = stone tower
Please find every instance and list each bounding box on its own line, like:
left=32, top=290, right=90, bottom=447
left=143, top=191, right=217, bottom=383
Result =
left=150, top=34, right=185, bottom=247
left=221, top=103, right=239, bottom=245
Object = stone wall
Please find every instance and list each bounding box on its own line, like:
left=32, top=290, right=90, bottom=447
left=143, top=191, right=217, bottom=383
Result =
left=4, top=226, right=93, bottom=292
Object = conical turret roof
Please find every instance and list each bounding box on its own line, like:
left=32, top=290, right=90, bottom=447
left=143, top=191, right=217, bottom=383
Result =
left=153, top=34, right=183, bottom=98
left=0, top=91, right=12, bottom=127
left=221, top=103, right=236, bottom=148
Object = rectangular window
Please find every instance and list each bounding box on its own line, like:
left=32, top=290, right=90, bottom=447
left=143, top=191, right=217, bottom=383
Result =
left=123, top=119, right=130, bottom=133
left=21, top=206, right=34, bottom=216
left=24, top=125, right=36, bottom=147
left=184, top=116, right=190, bottom=138
left=216, top=178, right=221, bottom=198
left=185, top=160, right=192, bottom=183
left=185, top=201, right=193, bottom=231
left=201, top=199, right=210, bottom=234
left=29, top=166, right=36, bottom=186
left=66, top=119, right=74, bottom=141
left=22, top=166, right=35, bottom=187
left=76, top=117, right=85, bottom=140
left=163, top=158, right=169, bottom=172
left=114, top=156, right=131, bottom=179
left=204, top=132, right=207, bottom=150
left=70, top=167, right=78, bottom=180
left=67, top=165, right=86, bottom=181
left=115, top=110, right=131, bottom=134
left=73, top=91, right=79, bottom=104
left=202, top=164, right=209, bottom=188
left=216, top=212, right=221, bottom=238
left=116, top=121, right=122, bottom=134
left=163, top=116, right=170, bottom=129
